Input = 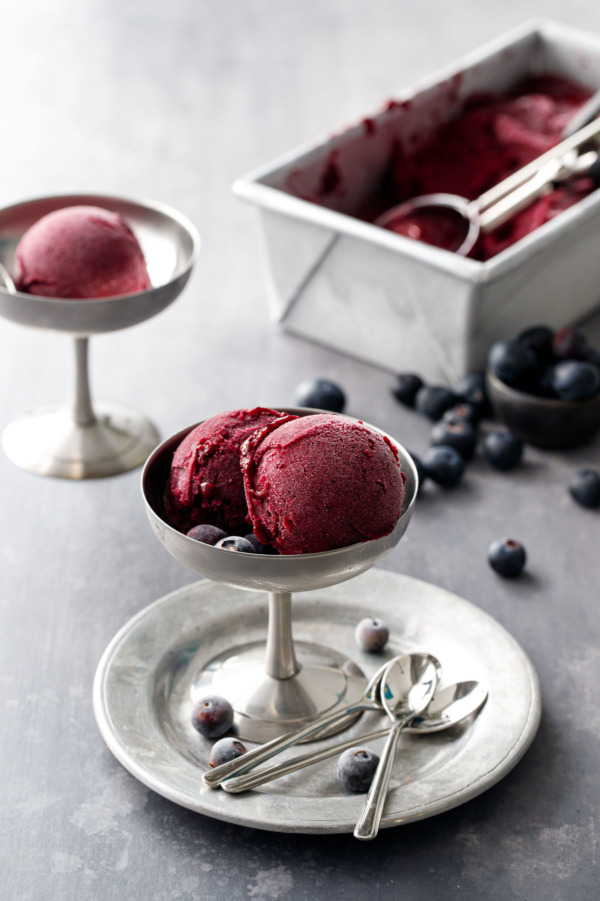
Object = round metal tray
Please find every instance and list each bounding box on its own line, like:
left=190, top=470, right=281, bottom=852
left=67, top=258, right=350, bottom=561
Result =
left=93, top=569, right=541, bottom=834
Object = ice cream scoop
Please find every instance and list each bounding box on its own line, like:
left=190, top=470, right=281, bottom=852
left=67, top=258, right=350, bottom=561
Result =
left=376, top=117, right=600, bottom=255
left=14, top=205, right=151, bottom=298
left=166, top=407, right=294, bottom=534
left=242, top=413, right=406, bottom=555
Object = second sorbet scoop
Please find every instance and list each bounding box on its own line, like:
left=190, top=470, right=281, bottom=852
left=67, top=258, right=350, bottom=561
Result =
left=242, top=413, right=406, bottom=554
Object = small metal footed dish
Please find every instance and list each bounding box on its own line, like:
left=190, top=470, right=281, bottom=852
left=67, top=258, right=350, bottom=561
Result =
left=0, top=193, right=200, bottom=478
left=93, top=569, right=541, bottom=835
left=141, top=409, right=418, bottom=743
left=486, top=369, right=600, bottom=449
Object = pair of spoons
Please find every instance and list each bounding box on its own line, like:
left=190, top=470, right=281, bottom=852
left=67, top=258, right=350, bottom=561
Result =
left=204, top=652, right=487, bottom=839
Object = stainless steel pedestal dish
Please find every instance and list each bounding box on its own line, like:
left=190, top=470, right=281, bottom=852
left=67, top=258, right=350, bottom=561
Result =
left=0, top=193, right=200, bottom=479
left=141, top=410, right=418, bottom=742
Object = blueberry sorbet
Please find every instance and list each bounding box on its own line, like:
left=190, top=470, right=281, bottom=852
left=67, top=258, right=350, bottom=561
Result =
left=15, top=205, right=151, bottom=298
left=242, top=414, right=406, bottom=554
left=299, top=76, right=595, bottom=259
left=381, top=76, right=593, bottom=258
left=165, top=409, right=406, bottom=555
left=166, top=407, right=294, bottom=534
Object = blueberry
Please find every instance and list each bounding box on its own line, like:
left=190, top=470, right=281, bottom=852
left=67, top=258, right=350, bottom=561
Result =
left=295, top=378, right=346, bottom=413
left=354, top=616, right=389, bottom=653
left=457, top=372, right=491, bottom=418
left=488, top=339, right=540, bottom=389
left=552, top=327, right=587, bottom=361
left=443, top=402, right=480, bottom=426
left=337, top=747, right=380, bottom=792
left=568, top=468, right=600, bottom=509
left=430, top=419, right=477, bottom=460
left=551, top=360, right=600, bottom=400
left=408, top=450, right=427, bottom=492
left=215, top=536, right=256, bottom=553
left=530, top=365, right=558, bottom=398
left=186, top=524, right=228, bottom=545
left=191, top=695, right=234, bottom=738
left=423, top=445, right=465, bottom=488
left=487, top=538, right=527, bottom=578
left=482, top=430, right=524, bottom=471
left=244, top=533, right=275, bottom=554
left=415, top=385, right=458, bottom=421
left=583, top=346, right=600, bottom=369
left=391, top=373, right=424, bottom=407
left=516, top=325, right=555, bottom=363
left=209, top=737, right=247, bottom=768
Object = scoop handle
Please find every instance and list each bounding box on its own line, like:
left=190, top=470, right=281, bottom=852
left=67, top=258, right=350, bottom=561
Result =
left=476, top=116, right=600, bottom=213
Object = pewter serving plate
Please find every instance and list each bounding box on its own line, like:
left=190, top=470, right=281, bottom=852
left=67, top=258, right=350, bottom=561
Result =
left=94, top=569, right=541, bottom=834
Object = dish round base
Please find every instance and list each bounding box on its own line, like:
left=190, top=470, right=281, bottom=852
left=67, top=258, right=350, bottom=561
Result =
left=94, top=569, right=541, bottom=834
left=2, top=401, right=160, bottom=479
left=190, top=641, right=366, bottom=742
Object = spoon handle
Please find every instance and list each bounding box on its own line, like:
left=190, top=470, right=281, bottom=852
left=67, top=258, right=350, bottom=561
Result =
left=222, top=725, right=391, bottom=793
left=353, top=718, right=405, bottom=841
left=203, top=700, right=375, bottom=788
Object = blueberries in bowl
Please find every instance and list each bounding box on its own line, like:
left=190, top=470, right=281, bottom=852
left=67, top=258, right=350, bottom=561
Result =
left=295, top=378, right=346, bottom=413
left=337, top=747, right=380, bottom=792
left=551, top=326, right=587, bottom=361
left=488, top=538, right=527, bottom=578
left=488, top=339, right=540, bottom=389
left=486, top=324, right=600, bottom=448
left=516, top=325, right=555, bottom=363
left=551, top=361, right=600, bottom=401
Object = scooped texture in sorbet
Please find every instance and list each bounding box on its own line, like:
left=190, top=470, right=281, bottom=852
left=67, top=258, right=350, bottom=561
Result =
left=14, top=205, right=151, bottom=298
left=242, top=414, right=406, bottom=554
left=166, top=407, right=295, bottom=534
left=378, top=76, right=593, bottom=259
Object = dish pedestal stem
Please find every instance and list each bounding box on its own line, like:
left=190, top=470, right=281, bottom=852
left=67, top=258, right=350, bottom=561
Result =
left=191, top=589, right=367, bottom=742
left=2, top=335, right=160, bottom=479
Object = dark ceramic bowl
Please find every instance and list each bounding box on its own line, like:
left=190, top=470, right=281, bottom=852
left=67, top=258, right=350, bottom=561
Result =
left=486, top=370, right=600, bottom=449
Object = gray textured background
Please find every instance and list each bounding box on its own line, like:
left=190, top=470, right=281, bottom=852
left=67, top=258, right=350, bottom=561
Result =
left=1, top=2, right=599, bottom=899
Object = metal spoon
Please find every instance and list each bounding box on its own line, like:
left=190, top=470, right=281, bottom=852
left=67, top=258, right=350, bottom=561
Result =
left=376, top=112, right=600, bottom=256
left=354, top=653, right=440, bottom=840
left=221, top=680, right=487, bottom=793
left=203, top=654, right=402, bottom=788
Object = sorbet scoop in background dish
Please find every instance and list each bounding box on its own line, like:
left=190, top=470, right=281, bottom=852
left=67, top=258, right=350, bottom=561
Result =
left=242, top=413, right=406, bottom=555
left=166, top=407, right=295, bottom=534
left=14, top=205, right=151, bottom=298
